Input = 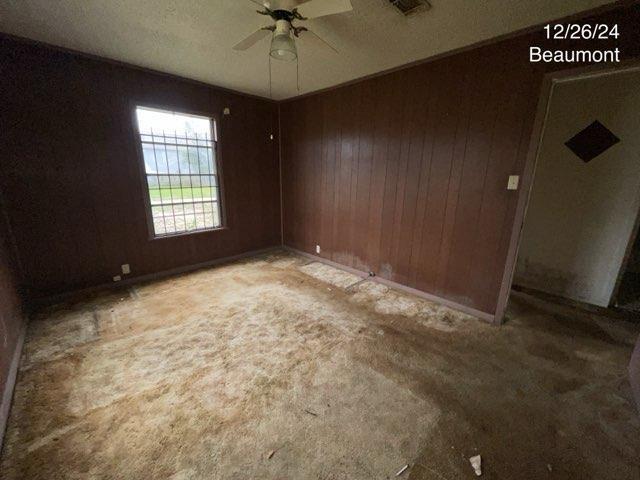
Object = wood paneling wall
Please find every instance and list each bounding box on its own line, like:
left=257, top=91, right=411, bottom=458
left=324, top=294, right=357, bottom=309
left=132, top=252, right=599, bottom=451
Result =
left=0, top=37, right=281, bottom=299
left=280, top=5, right=640, bottom=316
left=0, top=188, right=25, bottom=448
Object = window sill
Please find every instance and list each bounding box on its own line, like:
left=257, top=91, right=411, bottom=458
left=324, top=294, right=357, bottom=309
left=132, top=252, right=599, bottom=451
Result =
left=149, top=226, right=228, bottom=241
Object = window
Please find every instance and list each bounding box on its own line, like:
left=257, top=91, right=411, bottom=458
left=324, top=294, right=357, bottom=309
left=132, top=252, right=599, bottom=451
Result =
left=134, top=106, right=223, bottom=237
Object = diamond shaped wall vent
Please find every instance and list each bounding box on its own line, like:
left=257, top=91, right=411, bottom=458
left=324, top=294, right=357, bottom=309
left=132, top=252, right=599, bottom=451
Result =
left=388, top=0, right=431, bottom=16
left=564, top=120, right=620, bottom=163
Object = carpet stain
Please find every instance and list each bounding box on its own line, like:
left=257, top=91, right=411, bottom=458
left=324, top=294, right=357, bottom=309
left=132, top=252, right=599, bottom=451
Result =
left=1, top=250, right=639, bottom=479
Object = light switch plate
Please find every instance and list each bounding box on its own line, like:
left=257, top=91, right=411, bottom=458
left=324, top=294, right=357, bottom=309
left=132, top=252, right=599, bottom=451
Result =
left=316, top=245, right=321, bottom=254
left=121, top=264, right=131, bottom=275
left=507, top=175, right=519, bottom=190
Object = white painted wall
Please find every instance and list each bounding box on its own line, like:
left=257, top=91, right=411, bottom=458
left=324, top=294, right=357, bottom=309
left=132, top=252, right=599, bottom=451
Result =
left=515, top=70, right=640, bottom=307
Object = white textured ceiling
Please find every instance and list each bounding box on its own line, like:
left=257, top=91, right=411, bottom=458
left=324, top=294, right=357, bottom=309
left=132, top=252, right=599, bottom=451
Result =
left=0, top=0, right=613, bottom=100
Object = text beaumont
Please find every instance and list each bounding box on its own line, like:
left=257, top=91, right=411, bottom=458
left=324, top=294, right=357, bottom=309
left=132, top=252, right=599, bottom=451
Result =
left=530, top=46, right=620, bottom=63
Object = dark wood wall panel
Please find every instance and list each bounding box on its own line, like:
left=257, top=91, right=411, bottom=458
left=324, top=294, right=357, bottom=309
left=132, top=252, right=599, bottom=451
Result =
left=281, top=42, right=538, bottom=315
left=0, top=37, right=281, bottom=299
left=281, top=5, right=640, bottom=316
left=0, top=188, right=24, bottom=427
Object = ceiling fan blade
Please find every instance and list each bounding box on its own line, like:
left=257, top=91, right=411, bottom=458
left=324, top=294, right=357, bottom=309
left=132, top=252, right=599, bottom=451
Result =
left=296, top=0, right=353, bottom=19
left=299, top=29, right=338, bottom=54
left=233, top=28, right=272, bottom=51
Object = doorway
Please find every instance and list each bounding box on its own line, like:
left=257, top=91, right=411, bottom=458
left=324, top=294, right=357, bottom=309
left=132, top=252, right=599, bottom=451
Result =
left=495, top=62, right=640, bottom=322
left=513, top=68, right=640, bottom=310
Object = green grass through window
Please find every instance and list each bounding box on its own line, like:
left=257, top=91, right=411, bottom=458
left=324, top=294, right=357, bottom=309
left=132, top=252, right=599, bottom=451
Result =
left=149, top=187, right=216, bottom=203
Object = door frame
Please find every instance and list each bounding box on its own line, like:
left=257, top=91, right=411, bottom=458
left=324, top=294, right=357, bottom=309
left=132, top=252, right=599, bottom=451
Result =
left=610, top=201, right=640, bottom=306
left=493, top=59, right=640, bottom=323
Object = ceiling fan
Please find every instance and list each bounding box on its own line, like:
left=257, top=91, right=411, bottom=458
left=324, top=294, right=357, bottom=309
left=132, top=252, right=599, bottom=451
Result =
left=233, top=0, right=353, bottom=61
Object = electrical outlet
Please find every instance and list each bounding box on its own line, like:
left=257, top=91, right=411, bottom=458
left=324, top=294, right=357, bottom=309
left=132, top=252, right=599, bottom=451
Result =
left=113, top=275, right=122, bottom=282
left=507, top=175, right=520, bottom=190
left=316, top=245, right=321, bottom=254
left=270, top=133, right=274, bottom=140
left=121, top=264, right=131, bottom=275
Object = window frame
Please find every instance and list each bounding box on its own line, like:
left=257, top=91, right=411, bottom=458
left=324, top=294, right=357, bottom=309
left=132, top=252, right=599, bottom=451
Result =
left=131, top=103, right=227, bottom=240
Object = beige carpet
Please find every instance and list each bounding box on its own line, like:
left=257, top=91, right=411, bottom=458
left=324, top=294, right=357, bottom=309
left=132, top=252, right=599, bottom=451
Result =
left=1, top=250, right=639, bottom=479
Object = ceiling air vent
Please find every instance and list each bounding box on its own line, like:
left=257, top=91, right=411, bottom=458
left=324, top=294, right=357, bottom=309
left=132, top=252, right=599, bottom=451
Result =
left=388, top=0, right=431, bottom=16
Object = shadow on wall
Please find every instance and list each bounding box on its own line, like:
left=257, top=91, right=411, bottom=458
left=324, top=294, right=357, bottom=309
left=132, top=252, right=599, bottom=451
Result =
left=515, top=260, right=579, bottom=298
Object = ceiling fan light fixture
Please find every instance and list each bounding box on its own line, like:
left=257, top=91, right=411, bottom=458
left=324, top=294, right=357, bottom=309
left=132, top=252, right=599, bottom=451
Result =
left=268, top=19, right=297, bottom=61
left=270, top=31, right=297, bottom=61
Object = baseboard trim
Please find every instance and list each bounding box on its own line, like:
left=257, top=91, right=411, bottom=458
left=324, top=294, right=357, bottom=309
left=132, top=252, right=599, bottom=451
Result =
left=32, top=246, right=282, bottom=308
left=0, top=317, right=27, bottom=455
left=284, top=246, right=495, bottom=323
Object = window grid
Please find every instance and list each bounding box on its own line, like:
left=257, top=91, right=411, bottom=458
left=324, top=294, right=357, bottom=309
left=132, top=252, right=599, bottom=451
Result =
left=135, top=108, right=222, bottom=238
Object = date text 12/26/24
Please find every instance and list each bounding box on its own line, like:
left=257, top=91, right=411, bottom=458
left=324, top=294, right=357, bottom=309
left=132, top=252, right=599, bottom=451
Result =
left=530, top=24, right=621, bottom=64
